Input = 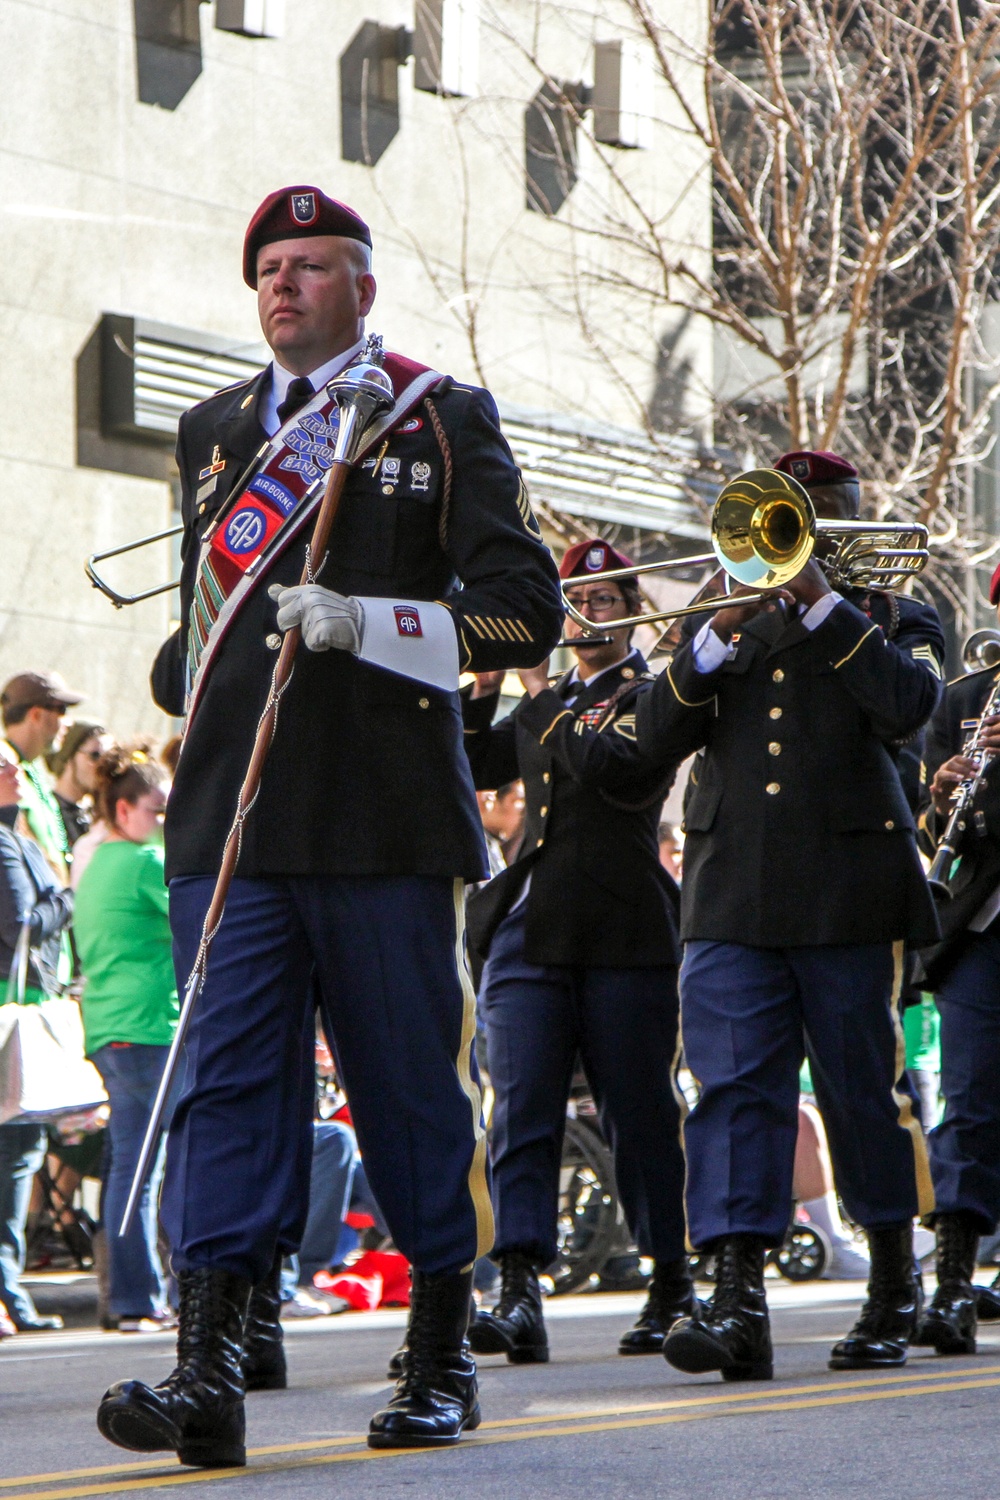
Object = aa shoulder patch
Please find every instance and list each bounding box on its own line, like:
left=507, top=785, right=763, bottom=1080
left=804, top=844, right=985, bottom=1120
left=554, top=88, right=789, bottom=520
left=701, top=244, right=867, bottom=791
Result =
left=911, top=643, right=943, bottom=680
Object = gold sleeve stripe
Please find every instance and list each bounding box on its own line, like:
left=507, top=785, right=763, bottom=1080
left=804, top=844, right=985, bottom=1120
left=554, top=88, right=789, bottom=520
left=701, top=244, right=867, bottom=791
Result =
left=464, top=616, right=485, bottom=640
left=473, top=616, right=498, bottom=641
left=495, top=619, right=519, bottom=643
left=667, top=662, right=716, bottom=708
left=539, top=709, right=573, bottom=744
left=833, top=623, right=879, bottom=670
left=911, top=644, right=943, bottom=680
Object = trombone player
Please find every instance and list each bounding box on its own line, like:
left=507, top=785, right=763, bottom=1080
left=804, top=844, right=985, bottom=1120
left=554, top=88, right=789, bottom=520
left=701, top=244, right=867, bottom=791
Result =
left=918, top=564, right=1000, bottom=1353
left=636, top=449, right=944, bottom=1381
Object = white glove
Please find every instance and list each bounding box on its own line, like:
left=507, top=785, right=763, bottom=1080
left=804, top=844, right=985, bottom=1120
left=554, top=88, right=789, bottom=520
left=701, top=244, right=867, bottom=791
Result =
left=269, top=584, right=364, bottom=655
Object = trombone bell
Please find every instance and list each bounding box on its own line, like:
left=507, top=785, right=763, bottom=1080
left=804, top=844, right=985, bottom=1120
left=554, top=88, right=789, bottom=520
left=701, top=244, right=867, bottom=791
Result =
left=86, top=525, right=182, bottom=610
left=712, top=469, right=815, bottom=588
left=963, top=628, right=1000, bottom=672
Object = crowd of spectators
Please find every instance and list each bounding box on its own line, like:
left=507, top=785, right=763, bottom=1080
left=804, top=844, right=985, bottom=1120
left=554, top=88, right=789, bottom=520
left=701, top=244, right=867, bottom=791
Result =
left=0, top=661, right=959, bottom=1339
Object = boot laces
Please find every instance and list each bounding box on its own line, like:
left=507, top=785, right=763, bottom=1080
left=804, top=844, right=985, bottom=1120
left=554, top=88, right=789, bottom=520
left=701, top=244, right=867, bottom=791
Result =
left=496, top=1252, right=535, bottom=1317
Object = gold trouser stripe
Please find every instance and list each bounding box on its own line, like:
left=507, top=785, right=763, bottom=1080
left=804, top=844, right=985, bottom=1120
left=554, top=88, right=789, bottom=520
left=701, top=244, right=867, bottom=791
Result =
left=669, top=1009, right=694, bottom=1253
left=888, top=938, right=935, bottom=1217
left=833, top=622, right=879, bottom=670
left=667, top=661, right=716, bottom=707
left=451, top=878, right=495, bottom=1264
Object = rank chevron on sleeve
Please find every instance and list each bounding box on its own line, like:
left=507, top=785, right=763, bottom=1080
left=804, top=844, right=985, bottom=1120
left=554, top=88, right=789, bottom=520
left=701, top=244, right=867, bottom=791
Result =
left=185, top=352, right=443, bottom=721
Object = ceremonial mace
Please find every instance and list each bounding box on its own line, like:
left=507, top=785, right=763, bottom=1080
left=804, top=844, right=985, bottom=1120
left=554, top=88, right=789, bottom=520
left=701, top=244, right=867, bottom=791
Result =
left=119, top=344, right=394, bottom=1236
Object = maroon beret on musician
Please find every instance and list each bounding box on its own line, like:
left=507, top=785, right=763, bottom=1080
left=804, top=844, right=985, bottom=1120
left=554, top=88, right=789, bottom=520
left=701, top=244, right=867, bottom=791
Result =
left=773, top=450, right=859, bottom=488
left=990, top=561, right=1000, bottom=606
left=559, top=538, right=634, bottom=580
left=243, top=185, right=372, bottom=288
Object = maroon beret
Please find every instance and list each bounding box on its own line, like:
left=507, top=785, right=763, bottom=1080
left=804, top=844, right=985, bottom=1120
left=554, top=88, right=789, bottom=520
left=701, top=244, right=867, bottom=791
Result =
left=774, top=450, right=859, bottom=488
left=559, top=538, right=634, bottom=580
left=243, top=186, right=372, bottom=288
left=990, top=562, right=1000, bottom=606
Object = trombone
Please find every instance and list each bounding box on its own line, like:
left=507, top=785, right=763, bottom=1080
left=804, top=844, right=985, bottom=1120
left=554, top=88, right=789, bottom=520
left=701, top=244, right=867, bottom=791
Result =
left=562, top=468, right=929, bottom=639
left=963, top=628, right=1000, bottom=672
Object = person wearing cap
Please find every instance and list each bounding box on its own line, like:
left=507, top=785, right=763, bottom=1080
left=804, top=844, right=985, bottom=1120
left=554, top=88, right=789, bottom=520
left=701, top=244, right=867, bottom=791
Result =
left=0, top=671, right=85, bottom=881
left=46, top=721, right=111, bottom=852
left=98, top=186, right=562, bottom=1465
left=460, top=538, right=692, bottom=1364
left=636, top=451, right=945, bottom=1383
left=916, top=562, right=1000, bottom=1352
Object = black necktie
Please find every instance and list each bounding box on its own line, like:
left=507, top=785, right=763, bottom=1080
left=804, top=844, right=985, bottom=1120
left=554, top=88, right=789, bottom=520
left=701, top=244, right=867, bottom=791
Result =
left=562, top=678, right=586, bottom=703
left=276, top=376, right=313, bottom=427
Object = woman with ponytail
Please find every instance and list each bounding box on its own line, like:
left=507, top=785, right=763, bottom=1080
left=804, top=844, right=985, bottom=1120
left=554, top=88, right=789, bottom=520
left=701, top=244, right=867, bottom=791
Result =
left=74, top=746, right=178, bottom=1331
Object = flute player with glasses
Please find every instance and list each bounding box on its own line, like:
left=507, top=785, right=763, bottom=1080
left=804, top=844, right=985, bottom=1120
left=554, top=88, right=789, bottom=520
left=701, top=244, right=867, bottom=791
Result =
left=917, top=560, right=1000, bottom=1354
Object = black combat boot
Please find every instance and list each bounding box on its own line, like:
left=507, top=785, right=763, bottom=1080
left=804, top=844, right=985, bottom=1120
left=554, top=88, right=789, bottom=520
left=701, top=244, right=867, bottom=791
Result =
left=662, top=1236, right=772, bottom=1381
left=97, top=1268, right=251, bottom=1468
left=916, top=1212, right=979, bottom=1355
left=829, top=1223, right=921, bottom=1370
left=976, top=1266, right=1000, bottom=1321
left=242, top=1251, right=287, bottom=1391
left=467, top=1249, right=548, bottom=1364
left=368, top=1269, right=479, bottom=1448
left=619, top=1257, right=700, bottom=1355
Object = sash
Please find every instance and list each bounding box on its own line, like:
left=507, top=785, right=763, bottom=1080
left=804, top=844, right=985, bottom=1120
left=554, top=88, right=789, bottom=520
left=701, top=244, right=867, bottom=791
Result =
left=185, top=353, right=443, bottom=723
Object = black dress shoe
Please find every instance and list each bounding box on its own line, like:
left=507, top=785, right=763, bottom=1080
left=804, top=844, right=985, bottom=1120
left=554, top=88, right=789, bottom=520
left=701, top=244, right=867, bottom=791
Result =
left=468, top=1249, right=548, bottom=1364
left=97, top=1267, right=251, bottom=1468
left=829, top=1223, right=921, bottom=1370
left=619, top=1257, right=699, bottom=1355
left=663, top=1236, right=772, bottom=1381
left=369, top=1269, right=480, bottom=1448
left=916, top=1212, right=978, bottom=1355
left=976, top=1266, right=1000, bottom=1321
left=242, top=1251, right=287, bottom=1391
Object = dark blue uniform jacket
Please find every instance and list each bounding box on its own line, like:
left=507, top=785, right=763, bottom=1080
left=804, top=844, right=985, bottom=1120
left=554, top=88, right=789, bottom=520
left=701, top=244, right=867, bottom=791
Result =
left=152, top=365, right=563, bottom=883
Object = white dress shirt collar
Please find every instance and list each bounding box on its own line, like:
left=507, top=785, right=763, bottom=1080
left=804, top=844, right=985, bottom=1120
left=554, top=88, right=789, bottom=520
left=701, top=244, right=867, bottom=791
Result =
left=566, top=647, right=641, bottom=692
left=260, top=337, right=367, bottom=437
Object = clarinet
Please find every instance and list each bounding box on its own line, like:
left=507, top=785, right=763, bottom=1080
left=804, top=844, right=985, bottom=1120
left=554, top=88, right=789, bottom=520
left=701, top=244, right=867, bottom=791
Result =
left=927, top=674, right=1000, bottom=898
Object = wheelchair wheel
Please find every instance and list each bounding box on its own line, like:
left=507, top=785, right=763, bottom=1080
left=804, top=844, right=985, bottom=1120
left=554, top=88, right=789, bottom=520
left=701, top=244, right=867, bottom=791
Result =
left=770, top=1222, right=831, bottom=1282
left=545, top=1116, right=622, bottom=1295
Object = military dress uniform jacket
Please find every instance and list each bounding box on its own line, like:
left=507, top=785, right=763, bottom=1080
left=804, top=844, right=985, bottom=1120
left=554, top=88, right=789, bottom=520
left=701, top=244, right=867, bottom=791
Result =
left=462, top=653, right=681, bottom=968
left=636, top=596, right=943, bottom=948
left=919, top=665, right=1000, bottom=975
left=152, top=365, right=563, bottom=883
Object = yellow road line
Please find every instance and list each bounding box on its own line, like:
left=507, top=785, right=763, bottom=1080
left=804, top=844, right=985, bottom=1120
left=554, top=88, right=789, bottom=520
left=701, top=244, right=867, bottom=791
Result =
left=7, top=1359, right=1000, bottom=1489
left=4, top=1373, right=1000, bottom=1500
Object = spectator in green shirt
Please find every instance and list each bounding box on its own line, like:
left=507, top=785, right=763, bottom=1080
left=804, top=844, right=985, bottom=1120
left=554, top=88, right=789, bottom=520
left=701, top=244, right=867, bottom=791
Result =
left=74, top=746, right=177, bottom=1332
left=0, top=671, right=86, bottom=883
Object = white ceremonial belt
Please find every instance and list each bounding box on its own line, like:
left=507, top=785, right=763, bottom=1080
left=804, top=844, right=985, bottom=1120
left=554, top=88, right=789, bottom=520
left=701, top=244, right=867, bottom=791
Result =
left=357, top=598, right=459, bottom=692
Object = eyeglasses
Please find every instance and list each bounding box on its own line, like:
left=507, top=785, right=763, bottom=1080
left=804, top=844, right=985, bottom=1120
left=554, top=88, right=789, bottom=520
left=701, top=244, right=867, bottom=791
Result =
left=564, top=591, right=625, bottom=614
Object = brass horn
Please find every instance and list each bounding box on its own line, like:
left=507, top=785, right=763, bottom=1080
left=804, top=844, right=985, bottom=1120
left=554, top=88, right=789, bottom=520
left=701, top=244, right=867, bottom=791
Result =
left=562, top=469, right=929, bottom=639
left=86, top=525, right=183, bottom=609
left=963, top=628, right=1000, bottom=672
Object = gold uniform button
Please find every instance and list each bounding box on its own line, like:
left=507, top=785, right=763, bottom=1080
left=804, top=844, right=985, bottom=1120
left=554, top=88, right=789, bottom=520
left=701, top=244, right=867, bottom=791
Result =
left=542, top=772, right=550, bottom=784
left=198, top=501, right=206, bottom=514
left=265, top=633, right=281, bottom=650
left=418, top=697, right=430, bottom=709
left=540, top=805, right=548, bottom=817
left=769, top=707, right=782, bottom=720
left=885, top=819, right=895, bottom=830
left=768, top=742, right=781, bottom=756
left=772, top=669, right=785, bottom=683
left=766, top=782, right=780, bottom=795
left=536, top=837, right=544, bottom=847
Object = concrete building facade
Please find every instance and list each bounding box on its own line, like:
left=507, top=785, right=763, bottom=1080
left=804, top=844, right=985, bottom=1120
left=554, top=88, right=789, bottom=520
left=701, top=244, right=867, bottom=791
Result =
left=0, top=0, right=710, bottom=736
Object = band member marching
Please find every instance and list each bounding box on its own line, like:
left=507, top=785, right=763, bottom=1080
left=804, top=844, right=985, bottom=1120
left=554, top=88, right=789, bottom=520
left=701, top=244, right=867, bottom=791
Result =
left=96, top=185, right=563, bottom=1464
left=917, top=562, right=1000, bottom=1353
left=461, top=540, right=694, bottom=1363
left=636, top=450, right=944, bottom=1381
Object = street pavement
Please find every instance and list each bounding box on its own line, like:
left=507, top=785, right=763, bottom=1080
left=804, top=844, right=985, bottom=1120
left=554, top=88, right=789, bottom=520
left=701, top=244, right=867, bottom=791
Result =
left=2, top=1279, right=999, bottom=1499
